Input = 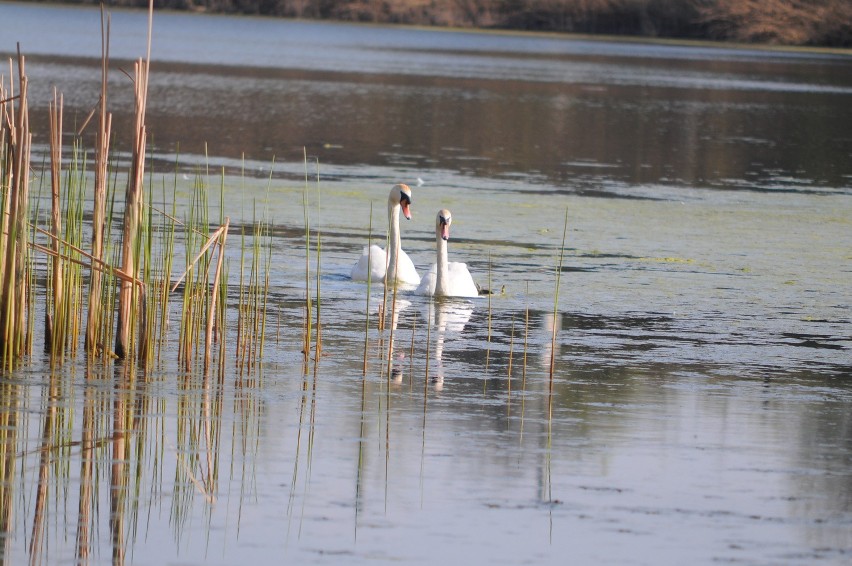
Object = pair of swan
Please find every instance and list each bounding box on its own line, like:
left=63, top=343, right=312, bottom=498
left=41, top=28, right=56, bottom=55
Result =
left=350, top=184, right=479, bottom=298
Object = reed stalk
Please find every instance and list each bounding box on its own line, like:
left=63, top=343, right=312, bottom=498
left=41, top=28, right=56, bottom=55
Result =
left=302, top=148, right=311, bottom=369
left=522, top=282, right=529, bottom=385
left=0, top=47, right=32, bottom=369
left=257, top=212, right=271, bottom=369
left=236, top=227, right=246, bottom=374
left=63, top=138, right=87, bottom=359
left=46, top=89, right=64, bottom=356
left=424, top=295, right=432, bottom=382
left=115, top=53, right=150, bottom=361
left=520, top=282, right=530, bottom=440
left=250, top=216, right=263, bottom=372
left=507, top=316, right=515, bottom=382
left=115, top=0, right=154, bottom=362
left=86, top=6, right=112, bottom=356
left=385, top=249, right=401, bottom=382
left=155, top=175, right=178, bottom=365
left=204, top=218, right=229, bottom=375
left=483, top=251, right=492, bottom=388
left=550, top=208, right=569, bottom=381
left=362, top=202, right=373, bottom=375
left=313, top=160, right=322, bottom=374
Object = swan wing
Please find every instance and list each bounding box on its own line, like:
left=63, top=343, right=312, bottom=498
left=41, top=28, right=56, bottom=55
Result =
left=393, top=248, right=422, bottom=286
left=446, top=262, right=480, bottom=298
left=351, top=245, right=387, bottom=281
left=416, top=265, right=437, bottom=296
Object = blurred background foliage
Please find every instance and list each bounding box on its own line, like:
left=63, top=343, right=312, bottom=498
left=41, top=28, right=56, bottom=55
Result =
left=31, top=0, right=852, bottom=47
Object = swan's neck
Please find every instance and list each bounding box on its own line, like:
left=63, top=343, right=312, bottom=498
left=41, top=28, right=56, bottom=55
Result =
left=386, top=203, right=401, bottom=282
left=435, top=236, right=449, bottom=296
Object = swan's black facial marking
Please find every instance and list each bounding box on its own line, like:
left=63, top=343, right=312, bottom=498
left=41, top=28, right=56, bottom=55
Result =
left=438, top=212, right=451, bottom=241
left=400, top=191, right=412, bottom=220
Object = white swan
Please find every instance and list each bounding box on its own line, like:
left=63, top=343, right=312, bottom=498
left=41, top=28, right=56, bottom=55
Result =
left=416, top=209, right=479, bottom=298
left=351, top=184, right=421, bottom=286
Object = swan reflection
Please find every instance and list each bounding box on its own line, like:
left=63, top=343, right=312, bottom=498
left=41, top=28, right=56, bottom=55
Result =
left=423, top=299, right=474, bottom=390
left=384, top=297, right=412, bottom=384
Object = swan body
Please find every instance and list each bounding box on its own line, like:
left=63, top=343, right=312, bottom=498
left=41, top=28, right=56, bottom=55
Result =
left=350, top=244, right=386, bottom=282
left=416, top=209, right=479, bottom=298
left=350, top=184, right=421, bottom=286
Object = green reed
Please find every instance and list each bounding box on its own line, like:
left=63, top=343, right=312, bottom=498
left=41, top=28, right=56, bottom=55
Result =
left=483, top=251, right=493, bottom=391
left=0, top=48, right=32, bottom=369
left=177, top=171, right=212, bottom=371
left=362, top=202, right=374, bottom=375
left=550, top=208, right=569, bottom=381
left=233, top=191, right=271, bottom=376
left=86, top=5, right=112, bottom=357
left=44, top=89, right=63, bottom=358
left=302, top=148, right=312, bottom=369
left=154, top=173, right=178, bottom=366
left=313, top=160, right=323, bottom=373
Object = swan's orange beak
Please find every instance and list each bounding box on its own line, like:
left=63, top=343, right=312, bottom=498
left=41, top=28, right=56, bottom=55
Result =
left=400, top=194, right=412, bottom=220
left=440, top=221, right=450, bottom=241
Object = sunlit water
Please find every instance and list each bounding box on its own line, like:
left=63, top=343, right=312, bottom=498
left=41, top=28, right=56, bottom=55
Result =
left=1, top=2, right=851, bottom=565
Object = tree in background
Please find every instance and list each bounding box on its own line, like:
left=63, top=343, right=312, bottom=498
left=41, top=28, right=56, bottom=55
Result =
left=41, top=0, right=852, bottom=46
left=699, top=0, right=852, bottom=45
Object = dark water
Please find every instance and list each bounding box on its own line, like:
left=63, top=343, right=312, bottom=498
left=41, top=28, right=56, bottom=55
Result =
left=1, top=2, right=851, bottom=565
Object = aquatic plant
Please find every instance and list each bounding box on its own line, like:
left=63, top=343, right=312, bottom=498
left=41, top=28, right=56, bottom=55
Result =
left=0, top=48, right=33, bottom=369
left=550, top=208, right=569, bottom=381
left=85, top=6, right=112, bottom=357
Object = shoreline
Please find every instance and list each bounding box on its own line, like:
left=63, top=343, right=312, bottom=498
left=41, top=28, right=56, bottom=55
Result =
left=4, top=0, right=851, bottom=49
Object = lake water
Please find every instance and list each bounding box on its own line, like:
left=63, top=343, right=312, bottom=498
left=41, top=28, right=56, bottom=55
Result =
left=1, top=2, right=851, bottom=565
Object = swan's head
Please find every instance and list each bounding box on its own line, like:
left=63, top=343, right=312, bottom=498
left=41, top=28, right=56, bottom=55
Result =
left=389, top=184, right=413, bottom=220
left=436, top=209, right=452, bottom=241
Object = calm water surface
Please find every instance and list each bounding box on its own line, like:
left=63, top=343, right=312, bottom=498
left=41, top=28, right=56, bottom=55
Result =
left=1, top=3, right=851, bottom=565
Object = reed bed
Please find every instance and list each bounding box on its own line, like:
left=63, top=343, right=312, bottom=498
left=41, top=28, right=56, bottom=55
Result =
left=0, top=2, right=277, bottom=378
left=0, top=46, right=33, bottom=369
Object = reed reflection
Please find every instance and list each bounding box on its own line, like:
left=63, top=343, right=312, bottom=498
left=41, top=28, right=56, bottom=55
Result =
left=382, top=296, right=412, bottom=385
left=0, top=356, right=268, bottom=566
left=75, top=369, right=98, bottom=566
left=0, top=379, right=18, bottom=562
